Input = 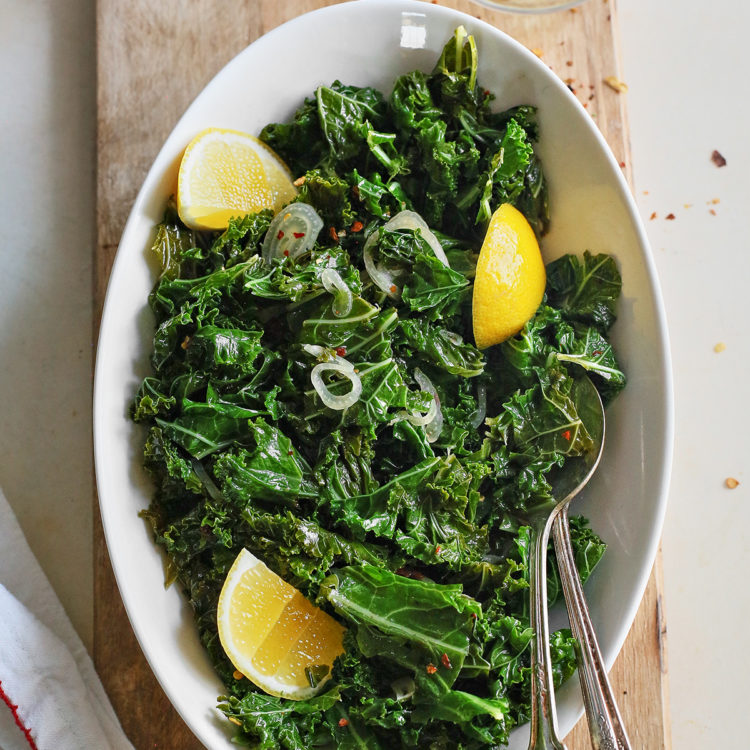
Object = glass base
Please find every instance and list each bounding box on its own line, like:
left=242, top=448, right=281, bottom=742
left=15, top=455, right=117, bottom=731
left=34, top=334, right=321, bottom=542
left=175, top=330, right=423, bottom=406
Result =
left=470, top=0, right=585, bottom=13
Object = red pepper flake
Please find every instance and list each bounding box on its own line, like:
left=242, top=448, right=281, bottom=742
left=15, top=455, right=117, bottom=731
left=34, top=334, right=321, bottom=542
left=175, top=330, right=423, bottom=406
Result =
left=665, top=213, right=676, bottom=220
left=293, top=232, right=305, bottom=239
left=619, top=161, right=626, bottom=168
left=277, top=230, right=285, bottom=240
left=288, top=450, right=294, bottom=456
left=329, top=226, right=339, bottom=243
left=649, top=211, right=657, bottom=220
left=426, top=664, right=438, bottom=675
left=711, top=149, right=727, bottom=167
left=338, top=718, right=349, bottom=727
left=335, top=346, right=347, bottom=357
left=562, top=429, right=572, bottom=441
left=565, top=60, right=573, bottom=67
left=283, top=250, right=290, bottom=257
left=709, top=208, right=717, bottom=216
left=471, top=612, right=478, bottom=620
left=483, top=89, right=491, bottom=96
left=435, top=545, right=442, bottom=555
left=441, top=653, right=452, bottom=669
left=592, top=350, right=603, bottom=356
left=389, top=284, right=397, bottom=293
left=351, top=220, right=364, bottom=233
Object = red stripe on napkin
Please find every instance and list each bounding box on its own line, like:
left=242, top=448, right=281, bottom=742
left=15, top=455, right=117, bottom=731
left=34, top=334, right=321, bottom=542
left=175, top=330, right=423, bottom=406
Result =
left=0, top=680, right=39, bottom=750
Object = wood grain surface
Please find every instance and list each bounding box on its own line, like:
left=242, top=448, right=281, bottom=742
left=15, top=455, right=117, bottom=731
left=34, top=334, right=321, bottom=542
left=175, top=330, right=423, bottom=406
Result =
left=94, top=1, right=670, bottom=748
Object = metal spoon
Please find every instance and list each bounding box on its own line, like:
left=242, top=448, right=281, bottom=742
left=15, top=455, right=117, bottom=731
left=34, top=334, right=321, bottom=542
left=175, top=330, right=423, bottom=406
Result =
left=526, top=376, right=609, bottom=750
left=551, top=377, right=631, bottom=750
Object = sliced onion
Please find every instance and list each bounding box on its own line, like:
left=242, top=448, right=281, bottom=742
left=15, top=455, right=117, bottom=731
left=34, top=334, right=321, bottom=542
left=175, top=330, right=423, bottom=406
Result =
left=391, top=676, right=416, bottom=701
left=302, top=344, right=327, bottom=358
left=320, top=267, right=353, bottom=317
left=363, top=229, right=403, bottom=299
left=405, top=390, right=438, bottom=426
left=362, top=209, right=449, bottom=298
left=262, top=203, right=323, bottom=264
left=470, top=382, right=487, bottom=429
left=311, top=361, right=362, bottom=410
left=414, top=368, right=443, bottom=443
left=305, top=345, right=362, bottom=410
left=385, top=210, right=450, bottom=267
left=389, top=401, right=437, bottom=428
left=406, top=403, right=437, bottom=427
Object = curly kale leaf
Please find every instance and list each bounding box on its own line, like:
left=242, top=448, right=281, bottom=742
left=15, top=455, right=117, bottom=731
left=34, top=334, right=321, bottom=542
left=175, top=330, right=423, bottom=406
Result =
left=399, top=319, right=484, bottom=377
left=321, top=563, right=480, bottom=683
left=213, top=418, right=318, bottom=506
left=546, top=251, right=623, bottom=332
left=218, top=688, right=343, bottom=750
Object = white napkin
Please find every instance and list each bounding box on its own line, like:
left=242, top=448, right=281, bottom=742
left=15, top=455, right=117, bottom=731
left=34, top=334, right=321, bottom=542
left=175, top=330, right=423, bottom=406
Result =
left=0, top=488, right=134, bottom=750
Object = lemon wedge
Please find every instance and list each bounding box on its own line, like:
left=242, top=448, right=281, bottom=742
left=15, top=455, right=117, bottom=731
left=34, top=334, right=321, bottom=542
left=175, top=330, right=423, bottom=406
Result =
left=472, top=203, right=546, bottom=349
left=177, top=128, right=297, bottom=231
left=217, top=548, right=345, bottom=700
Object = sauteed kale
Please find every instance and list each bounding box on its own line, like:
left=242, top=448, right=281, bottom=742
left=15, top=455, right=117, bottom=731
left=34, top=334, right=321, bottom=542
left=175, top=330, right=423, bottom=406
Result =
left=132, top=28, right=625, bottom=748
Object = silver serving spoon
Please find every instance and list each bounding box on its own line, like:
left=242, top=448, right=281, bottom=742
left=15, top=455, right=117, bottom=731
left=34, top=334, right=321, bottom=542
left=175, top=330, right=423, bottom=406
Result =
left=526, top=376, right=612, bottom=750
left=551, top=377, right=631, bottom=750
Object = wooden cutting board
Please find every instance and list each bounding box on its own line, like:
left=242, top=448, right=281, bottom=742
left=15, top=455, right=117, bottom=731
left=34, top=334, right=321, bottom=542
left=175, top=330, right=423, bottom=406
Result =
left=94, top=1, right=671, bottom=747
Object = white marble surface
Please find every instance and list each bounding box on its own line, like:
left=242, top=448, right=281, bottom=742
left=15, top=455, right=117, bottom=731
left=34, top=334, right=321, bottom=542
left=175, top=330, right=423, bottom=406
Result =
left=0, top=0, right=747, bottom=747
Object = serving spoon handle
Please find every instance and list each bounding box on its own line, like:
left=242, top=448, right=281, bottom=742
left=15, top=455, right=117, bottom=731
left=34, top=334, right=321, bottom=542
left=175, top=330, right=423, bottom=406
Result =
left=527, top=512, right=567, bottom=750
left=552, top=506, right=631, bottom=750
